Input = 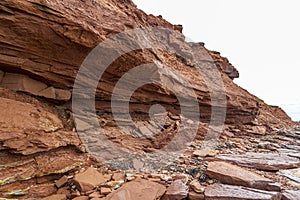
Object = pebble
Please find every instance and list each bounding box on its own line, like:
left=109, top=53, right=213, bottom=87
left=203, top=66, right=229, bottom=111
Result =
left=189, top=179, right=205, bottom=193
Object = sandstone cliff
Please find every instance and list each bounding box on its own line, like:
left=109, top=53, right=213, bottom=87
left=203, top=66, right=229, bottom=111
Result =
left=0, top=0, right=297, bottom=199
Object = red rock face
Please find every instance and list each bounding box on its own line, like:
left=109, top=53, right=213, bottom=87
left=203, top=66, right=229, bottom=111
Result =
left=0, top=0, right=297, bottom=199
left=0, top=0, right=293, bottom=128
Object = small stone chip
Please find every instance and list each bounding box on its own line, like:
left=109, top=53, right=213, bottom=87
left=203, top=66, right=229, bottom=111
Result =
left=55, top=176, right=68, bottom=188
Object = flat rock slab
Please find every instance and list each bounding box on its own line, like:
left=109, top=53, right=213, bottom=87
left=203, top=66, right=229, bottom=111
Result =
left=73, top=197, right=89, bottom=200
left=282, top=131, right=300, bottom=140
left=278, top=168, right=300, bottom=183
left=205, top=184, right=281, bottom=200
left=42, top=194, right=67, bottom=200
left=282, top=190, right=300, bottom=200
left=208, top=152, right=300, bottom=171
left=105, top=178, right=166, bottom=200
left=0, top=97, right=63, bottom=132
left=162, top=180, right=188, bottom=200
left=74, top=167, right=110, bottom=192
left=0, top=130, right=81, bottom=155
left=0, top=148, right=85, bottom=194
left=55, top=175, right=68, bottom=188
left=206, top=161, right=280, bottom=191
left=276, top=149, right=300, bottom=159
left=1, top=72, right=71, bottom=101
left=188, top=192, right=205, bottom=200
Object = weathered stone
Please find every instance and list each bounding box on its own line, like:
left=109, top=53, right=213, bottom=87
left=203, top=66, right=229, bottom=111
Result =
left=193, top=149, right=214, bottom=157
left=0, top=70, right=4, bottom=83
left=105, top=178, right=166, bottom=200
left=189, top=179, right=205, bottom=193
left=209, top=152, right=300, bottom=170
left=74, top=167, right=109, bottom=192
left=34, top=149, right=85, bottom=177
left=22, top=74, right=48, bottom=94
left=100, top=187, right=111, bottom=195
left=162, top=180, right=188, bottom=200
left=278, top=149, right=300, bottom=160
left=1, top=73, right=47, bottom=95
left=188, top=192, right=205, bottom=200
left=138, top=126, right=154, bottom=138
left=89, top=191, right=102, bottom=198
left=132, top=158, right=144, bottom=170
left=1, top=129, right=81, bottom=155
left=0, top=96, right=81, bottom=156
left=1, top=73, right=30, bottom=91
left=206, top=161, right=281, bottom=191
left=55, top=175, right=69, bottom=188
left=0, top=97, right=63, bottom=132
left=55, top=88, right=71, bottom=101
left=0, top=72, right=71, bottom=100
left=172, top=174, right=189, bottom=184
left=282, top=131, right=300, bottom=140
left=39, top=87, right=56, bottom=99
left=0, top=148, right=85, bottom=196
left=278, top=168, right=300, bottom=183
left=57, top=187, right=71, bottom=195
left=42, top=194, right=67, bottom=200
left=286, top=180, right=300, bottom=189
left=0, top=0, right=297, bottom=199
left=125, top=176, right=136, bottom=182
left=106, top=180, right=124, bottom=188
left=282, top=190, right=300, bottom=200
left=112, top=172, right=125, bottom=181
left=161, top=174, right=172, bottom=182
left=205, top=184, right=281, bottom=200
left=246, top=126, right=267, bottom=135
left=73, top=197, right=89, bottom=200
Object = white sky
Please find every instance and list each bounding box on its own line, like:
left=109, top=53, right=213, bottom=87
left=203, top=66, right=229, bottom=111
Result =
left=133, top=0, right=300, bottom=121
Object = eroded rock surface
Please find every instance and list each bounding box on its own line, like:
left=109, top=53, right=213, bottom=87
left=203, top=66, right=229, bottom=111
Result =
left=205, top=184, right=281, bottom=200
left=0, top=0, right=299, bottom=199
left=105, top=178, right=166, bottom=200
left=206, top=161, right=281, bottom=191
left=209, top=152, right=300, bottom=171
left=278, top=168, right=300, bottom=183
left=0, top=72, right=71, bottom=101
left=162, top=180, right=188, bottom=200
left=0, top=0, right=294, bottom=129
left=282, top=190, right=300, bottom=200
left=0, top=97, right=62, bottom=132
left=74, top=167, right=110, bottom=192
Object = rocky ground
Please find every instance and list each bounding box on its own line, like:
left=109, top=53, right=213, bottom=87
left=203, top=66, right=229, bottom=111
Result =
left=40, top=126, right=300, bottom=200
left=0, top=0, right=299, bottom=199
left=0, top=86, right=299, bottom=199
